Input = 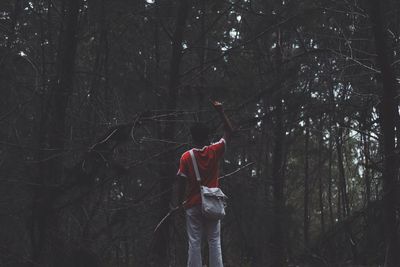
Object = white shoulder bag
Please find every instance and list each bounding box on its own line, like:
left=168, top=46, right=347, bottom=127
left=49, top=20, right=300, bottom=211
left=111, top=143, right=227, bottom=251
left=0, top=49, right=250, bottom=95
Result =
left=189, top=149, right=227, bottom=220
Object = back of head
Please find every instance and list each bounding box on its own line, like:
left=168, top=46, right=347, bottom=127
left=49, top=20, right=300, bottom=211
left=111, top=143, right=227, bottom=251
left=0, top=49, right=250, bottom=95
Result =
left=190, top=122, right=209, bottom=145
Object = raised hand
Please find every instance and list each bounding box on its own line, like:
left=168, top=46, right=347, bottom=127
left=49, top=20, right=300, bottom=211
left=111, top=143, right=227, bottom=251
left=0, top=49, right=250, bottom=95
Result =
left=210, top=99, right=224, bottom=113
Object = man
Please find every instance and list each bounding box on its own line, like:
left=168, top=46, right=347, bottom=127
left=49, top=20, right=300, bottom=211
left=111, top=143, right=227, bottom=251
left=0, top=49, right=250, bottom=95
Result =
left=172, top=100, right=233, bottom=267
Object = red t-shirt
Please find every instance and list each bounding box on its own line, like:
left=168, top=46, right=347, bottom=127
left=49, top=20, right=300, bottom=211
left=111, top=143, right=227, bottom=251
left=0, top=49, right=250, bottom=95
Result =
left=177, top=138, right=226, bottom=209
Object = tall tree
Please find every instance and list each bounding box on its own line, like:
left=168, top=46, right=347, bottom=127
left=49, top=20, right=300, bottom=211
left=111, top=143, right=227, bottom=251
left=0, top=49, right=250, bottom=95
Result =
left=154, top=0, right=191, bottom=265
left=369, top=0, right=399, bottom=265
left=270, top=28, right=286, bottom=267
left=31, top=0, right=82, bottom=264
left=303, top=117, right=310, bottom=249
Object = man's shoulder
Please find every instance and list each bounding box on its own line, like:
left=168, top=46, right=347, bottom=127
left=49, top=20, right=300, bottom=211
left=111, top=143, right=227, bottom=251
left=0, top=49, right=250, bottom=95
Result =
left=180, top=150, right=191, bottom=161
left=208, top=138, right=226, bottom=151
left=211, top=138, right=226, bottom=145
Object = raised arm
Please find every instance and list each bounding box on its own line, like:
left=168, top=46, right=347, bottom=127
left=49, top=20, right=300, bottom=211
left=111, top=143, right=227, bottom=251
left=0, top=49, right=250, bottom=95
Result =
left=210, top=100, right=233, bottom=144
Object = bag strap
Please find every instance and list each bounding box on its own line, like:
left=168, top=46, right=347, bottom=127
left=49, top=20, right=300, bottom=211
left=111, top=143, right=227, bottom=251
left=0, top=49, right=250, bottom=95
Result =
left=189, top=149, right=201, bottom=182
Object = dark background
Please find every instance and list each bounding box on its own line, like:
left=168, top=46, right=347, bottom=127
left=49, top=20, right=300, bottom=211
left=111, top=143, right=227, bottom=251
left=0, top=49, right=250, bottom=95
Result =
left=0, top=0, right=399, bottom=266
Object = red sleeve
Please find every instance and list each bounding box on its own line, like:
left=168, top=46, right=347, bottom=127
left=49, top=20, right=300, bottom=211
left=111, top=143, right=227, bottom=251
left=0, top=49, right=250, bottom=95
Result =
left=177, top=153, right=189, bottom=178
left=209, top=138, right=226, bottom=159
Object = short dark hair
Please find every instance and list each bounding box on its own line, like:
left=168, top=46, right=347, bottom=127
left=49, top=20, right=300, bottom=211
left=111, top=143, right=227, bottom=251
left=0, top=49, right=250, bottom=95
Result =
left=190, top=123, right=209, bottom=144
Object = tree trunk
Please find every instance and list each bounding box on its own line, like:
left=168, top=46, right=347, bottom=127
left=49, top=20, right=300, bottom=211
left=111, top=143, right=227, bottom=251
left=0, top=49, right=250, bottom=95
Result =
left=361, top=111, right=372, bottom=205
left=336, top=125, right=350, bottom=218
left=369, top=1, right=399, bottom=265
left=303, top=117, right=310, bottom=250
left=317, top=121, right=325, bottom=234
left=327, top=127, right=334, bottom=227
left=154, top=0, right=190, bottom=265
left=31, top=0, right=81, bottom=265
left=197, top=0, right=207, bottom=116
left=270, top=29, right=286, bottom=267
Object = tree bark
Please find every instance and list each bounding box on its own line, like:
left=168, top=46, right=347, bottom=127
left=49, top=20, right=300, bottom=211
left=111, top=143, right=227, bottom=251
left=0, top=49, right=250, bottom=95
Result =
left=31, top=0, right=81, bottom=264
left=336, top=125, right=350, bottom=218
left=154, top=0, right=190, bottom=265
left=327, top=132, right=334, bottom=227
left=369, top=1, right=399, bottom=265
left=317, top=121, right=325, bottom=234
left=303, top=117, right=310, bottom=250
left=270, top=28, right=286, bottom=267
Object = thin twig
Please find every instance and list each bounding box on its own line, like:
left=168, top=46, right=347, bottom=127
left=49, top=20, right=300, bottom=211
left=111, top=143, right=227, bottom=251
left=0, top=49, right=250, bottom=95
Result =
left=219, top=162, right=254, bottom=180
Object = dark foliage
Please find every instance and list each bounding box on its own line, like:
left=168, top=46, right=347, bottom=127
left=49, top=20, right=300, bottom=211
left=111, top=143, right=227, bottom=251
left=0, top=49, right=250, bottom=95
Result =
left=0, top=0, right=399, bottom=266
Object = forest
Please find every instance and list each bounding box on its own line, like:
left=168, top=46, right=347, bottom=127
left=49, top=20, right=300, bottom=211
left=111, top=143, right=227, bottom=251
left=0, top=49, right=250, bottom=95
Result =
left=1, top=0, right=400, bottom=266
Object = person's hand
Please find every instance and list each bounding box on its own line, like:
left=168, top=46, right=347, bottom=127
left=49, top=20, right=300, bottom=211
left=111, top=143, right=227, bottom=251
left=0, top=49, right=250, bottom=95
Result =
left=210, top=99, right=224, bottom=113
left=169, top=202, right=183, bottom=212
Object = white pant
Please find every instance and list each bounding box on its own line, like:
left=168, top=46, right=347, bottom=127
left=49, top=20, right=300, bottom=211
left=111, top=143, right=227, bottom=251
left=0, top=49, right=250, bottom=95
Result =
left=185, top=205, right=224, bottom=267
